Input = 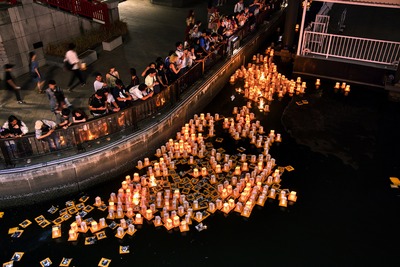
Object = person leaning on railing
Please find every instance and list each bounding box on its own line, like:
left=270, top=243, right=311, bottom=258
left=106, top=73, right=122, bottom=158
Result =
left=104, top=87, right=120, bottom=113
left=129, top=83, right=154, bottom=101
left=156, top=62, right=169, bottom=88
left=2, top=115, right=32, bottom=161
left=34, top=119, right=61, bottom=151
left=167, top=54, right=182, bottom=83
left=72, top=109, right=88, bottom=124
left=112, top=79, right=132, bottom=109
left=2, top=115, right=28, bottom=138
left=89, top=89, right=108, bottom=117
left=145, top=68, right=160, bottom=95
left=57, top=108, right=72, bottom=130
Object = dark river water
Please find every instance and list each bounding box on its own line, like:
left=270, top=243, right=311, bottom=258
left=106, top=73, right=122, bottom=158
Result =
left=1, top=56, right=400, bottom=267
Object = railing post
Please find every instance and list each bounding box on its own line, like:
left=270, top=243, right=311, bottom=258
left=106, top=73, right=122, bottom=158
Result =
left=296, top=0, right=308, bottom=56
left=70, top=0, right=76, bottom=14
left=326, top=34, right=332, bottom=59
left=0, top=141, right=14, bottom=167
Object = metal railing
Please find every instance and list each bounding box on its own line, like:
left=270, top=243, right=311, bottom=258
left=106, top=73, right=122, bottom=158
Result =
left=300, top=31, right=400, bottom=68
left=0, top=0, right=17, bottom=4
left=0, top=8, right=274, bottom=168
left=34, top=0, right=110, bottom=25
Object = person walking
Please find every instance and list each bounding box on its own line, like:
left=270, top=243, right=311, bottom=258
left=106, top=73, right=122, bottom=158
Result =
left=64, top=43, right=86, bottom=91
left=3, top=64, right=25, bottom=104
left=29, top=51, right=45, bottom=93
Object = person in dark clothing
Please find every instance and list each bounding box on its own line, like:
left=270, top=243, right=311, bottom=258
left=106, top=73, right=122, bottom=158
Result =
left=72, top=109, right=88, bottom=124
left=156, top=62, right=169, bottom=88
left=89, top=89, right=108, bottom=117
left=3, top=64, right=25, bottom=104
left=112, top=79, right=132, bottom=109
left=2, top=115, right=32, bottom=159
left=129, top=68, right=140, bottom=88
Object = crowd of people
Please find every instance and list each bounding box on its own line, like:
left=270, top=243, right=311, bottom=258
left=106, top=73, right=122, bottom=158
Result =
left=1, top=0, right=279, bottom=153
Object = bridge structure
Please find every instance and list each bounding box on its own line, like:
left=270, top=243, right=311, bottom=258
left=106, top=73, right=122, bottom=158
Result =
left=293, top=0, right=400, bottom=88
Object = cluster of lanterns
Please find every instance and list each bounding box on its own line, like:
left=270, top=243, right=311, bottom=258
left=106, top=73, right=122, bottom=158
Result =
left=230, top=48, right=308, bottom=111
left=82, top=107, right=297, bottom=237
left=334, top=82, right=351, bottom=96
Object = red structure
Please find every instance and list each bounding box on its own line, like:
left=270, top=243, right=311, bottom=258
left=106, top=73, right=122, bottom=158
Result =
left=35, top=0, right=110, bottom=25
left=0, top=0, right=18, bottom=4
left=0, top=0, right=110, bottom=25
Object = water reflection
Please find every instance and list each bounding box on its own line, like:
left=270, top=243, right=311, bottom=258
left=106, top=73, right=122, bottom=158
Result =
left=2, top=51, right=400, bottom=267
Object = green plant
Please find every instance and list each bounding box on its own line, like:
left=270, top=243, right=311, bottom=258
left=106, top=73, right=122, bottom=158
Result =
left=45, top=20, right=128, bottom=57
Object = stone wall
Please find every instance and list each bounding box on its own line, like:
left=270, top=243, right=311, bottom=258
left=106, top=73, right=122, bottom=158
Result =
left=0, top=0, right=102, bottom=78
left=0, top=11, right=285, bottom=208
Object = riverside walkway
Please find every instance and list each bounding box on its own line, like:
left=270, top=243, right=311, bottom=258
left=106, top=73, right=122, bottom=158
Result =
left=0, top=0, right=233, bottom=131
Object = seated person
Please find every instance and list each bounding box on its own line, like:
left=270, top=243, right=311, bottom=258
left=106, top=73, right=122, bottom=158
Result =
left=129, top=83, right=154, bottom=101
left=112, top=79, right=132, bottom=109
left=89, top=89, right=108, bottom=117
left=2, top=115, right=32, bottom=158
left=72, top=109, right=88, bottom=123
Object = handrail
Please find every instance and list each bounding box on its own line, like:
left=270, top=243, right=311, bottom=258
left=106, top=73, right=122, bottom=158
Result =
left=33, top=0, right=110, bottom=25
left=0, top=8, right=275, bottom=169
left=301, top=31, right=400, bottom=67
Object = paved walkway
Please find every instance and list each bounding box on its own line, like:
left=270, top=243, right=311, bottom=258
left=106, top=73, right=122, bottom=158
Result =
left=0, top=0, right=236, bottom=131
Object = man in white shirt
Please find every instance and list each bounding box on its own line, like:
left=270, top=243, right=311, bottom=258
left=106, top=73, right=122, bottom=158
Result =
left=234, top=0, right=244, bottom=13
left=64, top=43, right=86, bottom=91
left=94, top=73, right=107, bottom=92
left=129, top=83, right=153, bottom=101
